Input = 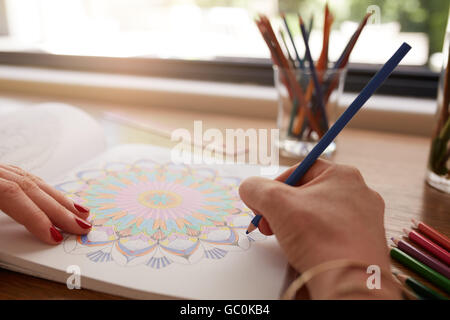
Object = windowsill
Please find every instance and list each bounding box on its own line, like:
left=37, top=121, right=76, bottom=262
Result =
left=0, top=65, right=437, bottom=136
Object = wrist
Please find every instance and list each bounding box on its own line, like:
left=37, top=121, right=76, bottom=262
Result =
left=308, top=267, right=402, bottom=299
left=283, top=258, right=403, bottom=300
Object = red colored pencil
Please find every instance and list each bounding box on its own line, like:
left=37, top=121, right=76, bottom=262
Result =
left=324, top=12, right=372, bottom=102
left=404, top=228, right=450, bottom=266
left=412, top=218, right=450, bottom=251
left=391, top=237, right=450, bottom=278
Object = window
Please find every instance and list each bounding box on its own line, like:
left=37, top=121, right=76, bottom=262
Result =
left=0, top=0, right=448, bottom=97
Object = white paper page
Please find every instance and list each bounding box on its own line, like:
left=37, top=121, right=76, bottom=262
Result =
left=0, top=102, right=106, bottom=181
left=0, top=144, right=290, bottom=299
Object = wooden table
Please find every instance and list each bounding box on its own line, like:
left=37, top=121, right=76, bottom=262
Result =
left=0, top=99, right=448, bottom=299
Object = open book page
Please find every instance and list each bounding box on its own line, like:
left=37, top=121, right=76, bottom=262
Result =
left=0, top=103, right=106, bottom=181
left=0, top=144, right=289, bottom=299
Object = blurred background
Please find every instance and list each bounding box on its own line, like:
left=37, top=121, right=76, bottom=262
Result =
left=0, top=0, right=449, bottom=97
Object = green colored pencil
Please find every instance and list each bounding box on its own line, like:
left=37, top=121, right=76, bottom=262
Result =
left=394, top=272, right=448, bottom=300
left=390, top=247, right=450, bottom=294
left=287, top=98, right=299, bottom=136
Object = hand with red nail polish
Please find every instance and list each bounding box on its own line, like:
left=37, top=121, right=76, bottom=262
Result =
left=0, top=164, right=92, bottom=245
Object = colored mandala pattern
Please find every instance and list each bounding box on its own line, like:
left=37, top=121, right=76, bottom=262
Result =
left=56, top=160, right=263, bottom=268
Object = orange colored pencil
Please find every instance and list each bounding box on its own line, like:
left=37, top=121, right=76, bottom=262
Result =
left=316, top=3, right=334, bottom=79
left=293, top=4, right=334, bottom=136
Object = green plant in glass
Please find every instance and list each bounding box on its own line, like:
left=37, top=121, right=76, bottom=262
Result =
left=427, top=42, right=450, bottom=192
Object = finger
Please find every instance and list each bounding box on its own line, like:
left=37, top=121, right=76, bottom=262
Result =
left=1, top=165, right=90, bottom=219
left=258, top=217, right=273, bottom=235
left=245, top=204, right=273, bottom=236
left=0, top=168, right=91, bottom=235
left=239, top=176, right=294, bottom=227
left=0, top=177, right=62, bottom=245
left=275, top=159, right=334, bottom=186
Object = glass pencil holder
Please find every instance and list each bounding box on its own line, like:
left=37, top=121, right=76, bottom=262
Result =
left=274, top=66, right=347, bottom=158
left=426, top=24, right=449, bottom=193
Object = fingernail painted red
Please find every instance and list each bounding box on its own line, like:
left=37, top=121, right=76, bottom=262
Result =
left=50, top=226, right=63, bottom=242
left=75, top=217, right=92, bottom=229
left=74, top=203, right=90, bottom=213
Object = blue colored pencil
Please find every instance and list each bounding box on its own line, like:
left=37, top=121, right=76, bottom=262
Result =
left=299, top=16, right=328, bottom=131
left=281, top=14, right=305, bottom=69
left=306, top=14, right=314, bottom=43
left=246, top=42, right=411, bottom=234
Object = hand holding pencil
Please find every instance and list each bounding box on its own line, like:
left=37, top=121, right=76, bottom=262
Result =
left=239, top=160, right=402, bottom=299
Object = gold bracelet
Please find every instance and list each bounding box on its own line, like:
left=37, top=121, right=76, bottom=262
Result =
left=282, top=259, right=415, bottom=300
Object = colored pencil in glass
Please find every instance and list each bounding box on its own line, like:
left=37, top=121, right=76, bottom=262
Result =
left=287, top=98, right=299, bottom=136
left=324, top=12, right=371, bottom=102
left=299, top=15, right=328, bottom=131
left=316, top=4, right=333, bottom=76
left=246, top=42, right=411, bottom=234
left=279, top=29, right=295, bottom=66
left=256, top=16, right=322, bottom=136
left=412, top=218, right=450, bottom=251
left=391, top=237, right=450, bottom=278
left=306, top=14, right=314, bottom=43
left=390, top=247, right=450, bottom=293
left=404, top=228, right=450, bottom=266
left=281, top=13, right=304, bottom=69
left=394, top=272, right=448, bottom=300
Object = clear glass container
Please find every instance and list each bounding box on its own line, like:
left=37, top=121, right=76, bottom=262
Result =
left=426, top=18, right=450, bottom=193
left=274, top=66, right=347, bottom=158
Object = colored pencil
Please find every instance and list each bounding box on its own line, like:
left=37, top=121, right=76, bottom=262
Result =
left=436, top=43, right=450, bottom=135
left=281, top=13, right=304, bottom=69
left=334, top=12, right=372, bottom=71
left=411, top=218, right=450, bottom=251
left=292, top=7, right=332, bottom=136
left=393, top=272, right=448, bottom=300
left=246, top=42, right=411, bottom=234
left=316, top=3, right=333, bottom=77
left=306, top=14, right=314, bottom=43
left=287, top=98, right=299, bottom=136
left=279, top=29, right=295, bottom=66
left=299, top=15, right=328, bottom=131
left=390, top=247, right=450, bottom=293
left=404, top=228, right=450, bottom=266
left=256, top=16, right=322, bottom=136
left=324, top=12, right=372, bottom=102
left=391, top=237, right=450, bottom=278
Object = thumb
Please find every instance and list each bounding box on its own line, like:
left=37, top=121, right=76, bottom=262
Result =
left=239, top=176, right=295, bottom=232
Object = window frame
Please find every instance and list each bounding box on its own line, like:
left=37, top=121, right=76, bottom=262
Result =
left=0, top=50, right=439, bottom=98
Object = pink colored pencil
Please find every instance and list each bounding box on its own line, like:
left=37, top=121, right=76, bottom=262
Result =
left=404, top=228, right=450, bottom=266
left=391, top=237, right=450, bottom=279
left=412, top=218, right=450, bottom=251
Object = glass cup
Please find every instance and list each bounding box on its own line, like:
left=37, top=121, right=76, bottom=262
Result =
left=274, top=66, right=347, bottom=158
left=426, top=22, right=449, bottom=193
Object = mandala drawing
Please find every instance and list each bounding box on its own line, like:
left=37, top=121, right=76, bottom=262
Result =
left=56, top=160, right=264, bottom=268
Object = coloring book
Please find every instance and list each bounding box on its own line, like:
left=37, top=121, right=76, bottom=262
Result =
left=0, top=103, right=290, bottom=299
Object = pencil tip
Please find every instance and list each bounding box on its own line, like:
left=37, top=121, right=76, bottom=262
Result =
left=299, top=15, right=304, bottom=24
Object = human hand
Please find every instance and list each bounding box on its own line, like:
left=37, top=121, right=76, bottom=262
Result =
left=0, top=164, right=91, bottom=244
left=239, top=160, right=400, bottom=299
